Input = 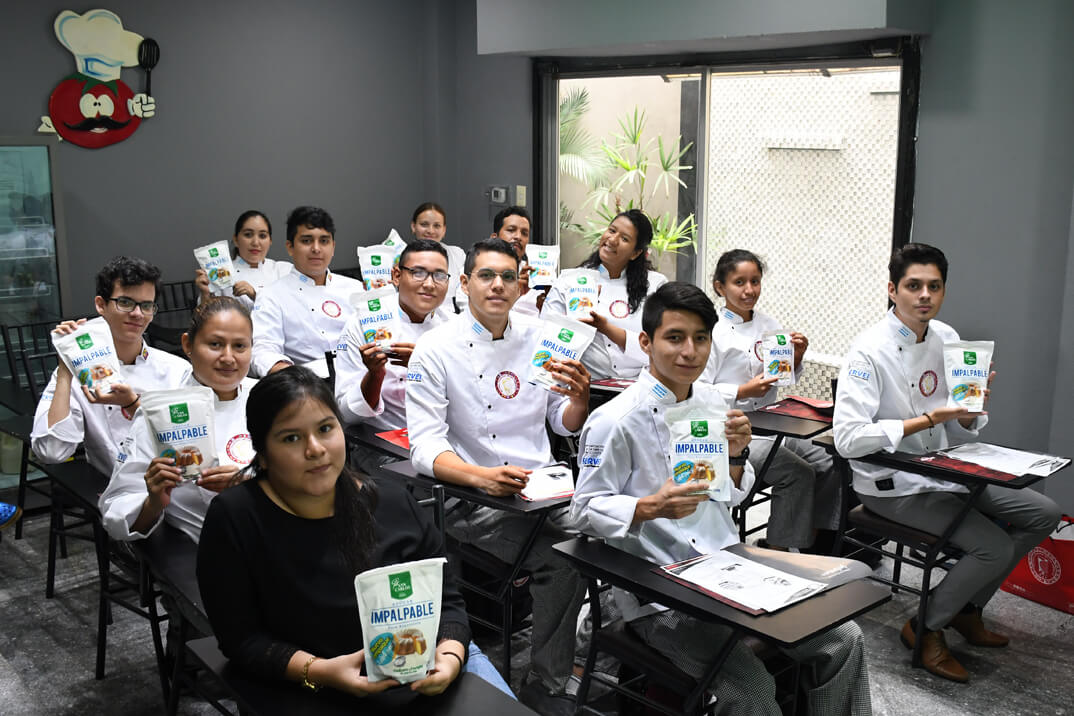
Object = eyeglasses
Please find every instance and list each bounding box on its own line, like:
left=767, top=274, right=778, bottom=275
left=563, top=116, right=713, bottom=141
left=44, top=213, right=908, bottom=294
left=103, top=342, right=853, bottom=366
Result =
left=108, top=297, right=158, bottom=315
left=399, top=266, right=450, bottom=285
left=469, top=269, right=518, bottom=284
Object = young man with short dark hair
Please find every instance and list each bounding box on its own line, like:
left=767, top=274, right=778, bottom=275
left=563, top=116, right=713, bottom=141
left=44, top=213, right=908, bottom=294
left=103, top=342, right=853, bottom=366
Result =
left=834, top=242, right=1061, bottom=683
left=572, top=282, right=871, bottom=714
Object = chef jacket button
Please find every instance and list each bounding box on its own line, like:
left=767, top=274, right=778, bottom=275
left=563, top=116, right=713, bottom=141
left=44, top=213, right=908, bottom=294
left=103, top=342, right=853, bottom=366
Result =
left=492, top=434, right=496, bottom=439
left=487, top=405, right=492, bottom=410
left=469, top=343, right=474, bottom=348
left=504, top=461, right=509, bottom=465
left=479, top=374, right=483, bottom=379
left=653, top=408, right=658, bottom=413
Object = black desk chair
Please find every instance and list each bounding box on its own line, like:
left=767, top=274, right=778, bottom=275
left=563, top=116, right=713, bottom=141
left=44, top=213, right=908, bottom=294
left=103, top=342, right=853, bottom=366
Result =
left=11, top=349, right=61, bottom=537
left=159, top=280, right=198, bottom=312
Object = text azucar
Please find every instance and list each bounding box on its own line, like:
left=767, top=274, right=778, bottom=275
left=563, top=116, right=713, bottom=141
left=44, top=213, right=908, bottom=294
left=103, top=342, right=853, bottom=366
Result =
left=370, top=601, right=436, bottom=625
left=155, top=425, right=210, bottom=443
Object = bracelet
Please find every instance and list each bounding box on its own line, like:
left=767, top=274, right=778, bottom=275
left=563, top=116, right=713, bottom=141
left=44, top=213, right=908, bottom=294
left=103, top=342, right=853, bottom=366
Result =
left=302, top=655, right=321, bottom=692
left=122, top=394, right=140, bottom=410
left=922, top=411, right=935, bottom=428
left=442, top=651, right=464, bottom=669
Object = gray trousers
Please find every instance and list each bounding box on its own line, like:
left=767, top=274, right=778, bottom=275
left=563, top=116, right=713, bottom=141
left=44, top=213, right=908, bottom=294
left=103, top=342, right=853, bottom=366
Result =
left=858, top=486, right=1061, bottom=630
left=447, top=503, right=585, bottom=692
left=632, top=611, right=872, bottom=716
left=751, top=436, right=841, bottom=547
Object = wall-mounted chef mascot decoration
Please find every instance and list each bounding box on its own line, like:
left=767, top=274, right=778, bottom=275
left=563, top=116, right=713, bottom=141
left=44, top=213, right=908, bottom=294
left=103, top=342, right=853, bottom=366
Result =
left=38, top=9, right=159, bottom=148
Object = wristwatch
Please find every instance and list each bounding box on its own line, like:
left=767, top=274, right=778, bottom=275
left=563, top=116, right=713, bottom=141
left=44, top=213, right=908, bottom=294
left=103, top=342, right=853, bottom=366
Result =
left=729, top=446, right=750, bottom=466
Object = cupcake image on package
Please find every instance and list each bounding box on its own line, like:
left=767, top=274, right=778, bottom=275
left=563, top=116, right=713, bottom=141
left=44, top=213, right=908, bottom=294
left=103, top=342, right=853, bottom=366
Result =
left=52, top=317, right=123, bottom=395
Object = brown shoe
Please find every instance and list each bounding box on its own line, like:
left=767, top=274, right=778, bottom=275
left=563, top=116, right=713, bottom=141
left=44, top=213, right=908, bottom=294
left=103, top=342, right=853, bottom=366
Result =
left=900, top=620, right=969, bottom=683
left=948, top=609, right=1010, bottom=647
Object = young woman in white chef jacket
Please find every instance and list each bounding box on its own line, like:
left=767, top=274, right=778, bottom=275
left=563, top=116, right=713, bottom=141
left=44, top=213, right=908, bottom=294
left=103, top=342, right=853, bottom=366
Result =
left=195, top=210, right=292, bottom=309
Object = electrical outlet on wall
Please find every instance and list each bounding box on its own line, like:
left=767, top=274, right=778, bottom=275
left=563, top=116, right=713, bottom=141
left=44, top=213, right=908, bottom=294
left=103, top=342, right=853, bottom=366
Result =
left=487, top=185, right=508, bottom=205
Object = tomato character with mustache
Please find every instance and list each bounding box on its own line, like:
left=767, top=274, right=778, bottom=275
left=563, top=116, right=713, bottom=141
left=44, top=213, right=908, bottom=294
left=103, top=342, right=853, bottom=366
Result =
left=48, top=75, right=149, bottom=148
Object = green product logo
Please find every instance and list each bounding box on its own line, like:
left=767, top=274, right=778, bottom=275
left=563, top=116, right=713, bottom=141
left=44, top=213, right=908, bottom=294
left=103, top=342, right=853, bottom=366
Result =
left=209, top=247, right=219, bottom=258
left=371, top=255, right=382, bottom=266
left=169, top=403, right=190, bottom=424
left=558, top=328, right=574, bottom=343
left=368, top=298, right=382, bottom=311
left=690, top=420, right=709, bottom=438
left=964, top=351, right=977, bottom=365
left=776, top=334, right=787, bottom=346
left=577, top=277, right=587, bottom=285
left=75, top=334, right=93, bottom=349
left=389, top=571, right=413, bottom=600
left=539, top=251, right=548, bottom=258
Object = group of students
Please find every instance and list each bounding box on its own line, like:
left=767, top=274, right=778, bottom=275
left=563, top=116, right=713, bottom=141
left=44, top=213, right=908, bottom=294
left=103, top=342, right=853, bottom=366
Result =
left=15, top=197, right=1063, bottom=715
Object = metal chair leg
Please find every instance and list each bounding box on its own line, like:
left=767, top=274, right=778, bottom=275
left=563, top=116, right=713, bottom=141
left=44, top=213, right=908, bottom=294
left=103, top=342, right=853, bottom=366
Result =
left=46, top=496, right=60, bottom=598
left=14, top=442, right=29, bottom=539
left=94, top=522, right=111, bottom=680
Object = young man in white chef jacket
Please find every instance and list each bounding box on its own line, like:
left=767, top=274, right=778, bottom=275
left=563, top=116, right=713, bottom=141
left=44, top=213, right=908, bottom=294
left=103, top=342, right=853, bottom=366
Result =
left=571, top=282, right=871, bottom=715
left=250, top=206, right=364, bottom=376
left=31, top=257, right=191, bottom=474
left=406, top=237, right=589, bottom=712
left=834, top=242, right=1061, bottom=683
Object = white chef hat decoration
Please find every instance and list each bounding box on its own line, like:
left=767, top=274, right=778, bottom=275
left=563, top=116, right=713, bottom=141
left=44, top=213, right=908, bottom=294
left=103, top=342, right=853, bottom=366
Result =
left=54, top=9, right=143, bottom=82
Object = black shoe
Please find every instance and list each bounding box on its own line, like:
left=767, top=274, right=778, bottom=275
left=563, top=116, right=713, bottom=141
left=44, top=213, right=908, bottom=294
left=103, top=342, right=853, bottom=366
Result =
left=519, top=681, right=577, bottom=716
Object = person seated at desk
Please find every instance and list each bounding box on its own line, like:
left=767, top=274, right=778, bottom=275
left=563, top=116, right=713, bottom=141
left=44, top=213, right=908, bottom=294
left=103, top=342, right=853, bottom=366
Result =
left=571, top=282, right=871, bottom=716
left=250, top=205, right=364, bottom=376
left=406, top=237, right=589, bottom=714
left=32, top=257, right=191, bottom=474
left=409, top=202, right=466, bottom=316
left=454, top=206, right=543, bottom=319
left=100, top=297, right=256, bottom=543
left=834, top=242, right=1061, bottom=683
left=197, top=367, right=478, bottom=698
left=699, top=249, right=839, bottom=552
left=542, top=210, right=667, bottom=380
left=334, top=239, right=450, bottom=472
left=195, top=209, right=291, bottom=310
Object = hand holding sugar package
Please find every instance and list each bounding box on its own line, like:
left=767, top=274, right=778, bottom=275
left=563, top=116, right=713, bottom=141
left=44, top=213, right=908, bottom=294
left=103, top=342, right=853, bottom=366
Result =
left=525, top=245, right=560, bottom=287
left=943, top=340, right=993, bottom=413
left=761, top=331, right=795, bottom=386
left=665, top=404, right=731, bottom=501
left=355, top=557, right=446, bottom=684
left=193, top=241, right=236, bottom=294
left=52, top=317, right=124, bottom=394
left=350, top=286, right=401, bottom=349
left=527, top=314, right=596, bottom=391
left=561, top=269, right=601, bottom=319
left=141, top=387, right=218, bottom=480
left=357, top=246, right=396, bottom=290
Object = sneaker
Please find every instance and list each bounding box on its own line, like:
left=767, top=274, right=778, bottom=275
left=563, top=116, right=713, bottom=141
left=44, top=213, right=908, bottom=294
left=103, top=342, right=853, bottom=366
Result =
left=519, top=681, right=577, bottom=716
left=0, top=502, right=22, bottom=531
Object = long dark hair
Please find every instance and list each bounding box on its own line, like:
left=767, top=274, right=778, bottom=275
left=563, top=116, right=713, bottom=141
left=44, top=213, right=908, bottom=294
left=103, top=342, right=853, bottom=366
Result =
left=231, top=210, right=272, bottom=260
left=580, top=209, right=654, bottom=314
left=245, top=366, right=378, bottom=574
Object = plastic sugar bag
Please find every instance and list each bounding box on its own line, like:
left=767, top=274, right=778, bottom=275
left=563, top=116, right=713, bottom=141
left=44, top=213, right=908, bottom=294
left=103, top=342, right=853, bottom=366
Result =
left=358, top=246, right=396, bottom=290
left=194, top=241, right=236, bottom=294
left=526, top=245, right=560, bottom=287
left=382, top=229, right=408, bottom=264
left=52, top=317, right=123, bottom=395
left=141, top=387, right=217, bottom=480
left=761, top=331, right=795, bottom=386
left=350, top=286, right=400, bottom=349
left=561, top=269, right=601, bottom=319
left=355, top=557, right=446, bottom=684
left=943, top=340, right=993, bottom=412
left=665, top=403, right=731, bottom=501
left=527, top=314, right=596, bottom=391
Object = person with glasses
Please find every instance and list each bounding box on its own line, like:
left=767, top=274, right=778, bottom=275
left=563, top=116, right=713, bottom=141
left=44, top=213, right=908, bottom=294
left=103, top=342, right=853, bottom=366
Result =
left=406, top=238, right=590, bottom=715
left=31, top=257, right=192, bottom=474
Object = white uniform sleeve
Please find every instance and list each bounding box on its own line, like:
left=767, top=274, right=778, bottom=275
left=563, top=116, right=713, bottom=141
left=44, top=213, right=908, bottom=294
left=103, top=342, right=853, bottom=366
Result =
left=404, top=344, right=455, bottom=476
left=29, top=370, right=84, bottom=464
left=98, top=414, right=165, bottom=541
left=541, top=279, right=567, bottom=318
left=570, top=415, right=641, bottom=540
left=699, top=346, right=742, bottom=405
left=250, top=289, right=290, bottom=376
left=546, top=389, right=576, bottom=437
left=333, top=318, right=382, bottom=424
left=833, top=348, right=904, bottom=458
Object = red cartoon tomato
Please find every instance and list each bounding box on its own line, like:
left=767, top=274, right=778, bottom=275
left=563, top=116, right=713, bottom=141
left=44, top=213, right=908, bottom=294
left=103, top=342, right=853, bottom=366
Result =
left=48, top=75, right=140, bottom=148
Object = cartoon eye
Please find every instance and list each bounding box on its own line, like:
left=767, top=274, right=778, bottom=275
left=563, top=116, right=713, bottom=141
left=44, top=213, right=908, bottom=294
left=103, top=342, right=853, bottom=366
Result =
left=79, top=93, right=115, bottom=118
left=96, top=94, right=115, bottom=116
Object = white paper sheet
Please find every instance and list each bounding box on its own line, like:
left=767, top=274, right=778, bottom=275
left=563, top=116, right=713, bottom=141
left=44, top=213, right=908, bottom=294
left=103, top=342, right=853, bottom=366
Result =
left=669, top=550, right=826, bottom=612
left=520, top=463, right=574, bottom=501
left=939, top=443, right=1070, bottom=476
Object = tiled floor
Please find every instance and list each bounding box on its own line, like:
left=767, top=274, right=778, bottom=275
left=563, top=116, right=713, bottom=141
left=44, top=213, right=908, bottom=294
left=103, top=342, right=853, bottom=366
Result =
left=1, top=504, right=1071, bottom=715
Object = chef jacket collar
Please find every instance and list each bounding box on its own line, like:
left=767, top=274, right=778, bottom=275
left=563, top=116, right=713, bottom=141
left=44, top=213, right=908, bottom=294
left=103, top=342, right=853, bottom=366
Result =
left=719, top=306, right=746, bottom=326
left=637, top=369, right=683, bottom=407
left=295, top=268, right=335, bottom=286
left=464, top=306, right=515, bottom=342
left=885, top=307, right=927, bottom=346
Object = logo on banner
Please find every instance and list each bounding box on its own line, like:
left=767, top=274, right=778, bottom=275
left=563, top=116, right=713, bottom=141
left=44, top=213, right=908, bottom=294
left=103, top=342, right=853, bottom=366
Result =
left=321, top=300, right=342, bottom=318
left=609, top=300, right=629, bottom=319
left=494, top=371, right=520, bottom=399
left=919, top=370, right=938, bottom=397
left=225, top=433, right=253, bottom=465
left=1027, top=547, right=1061, bottom=586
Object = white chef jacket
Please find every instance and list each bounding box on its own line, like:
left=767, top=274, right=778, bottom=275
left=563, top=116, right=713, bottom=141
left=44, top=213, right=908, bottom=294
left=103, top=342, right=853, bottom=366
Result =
left=699, top=306, right=803, bottom=411
left=208, top=255, right=292, bottom=310
left=406, top=309, right=575, bottom=476
left=543, top=267, right=668, bottom=379
left=99, top=375, right=257, bottom=543
left=335, top=304, right=445, bottom=430
left=250, top=269, right=365, bottom=376
left=31, top=342, right=192, bottom=474
left=570, top=370, right=755, bottom=621
left=833, top=309, right=985, bottom=497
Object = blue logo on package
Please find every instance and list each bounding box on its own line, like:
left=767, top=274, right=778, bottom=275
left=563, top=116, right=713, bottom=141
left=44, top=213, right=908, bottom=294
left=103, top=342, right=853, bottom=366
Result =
left=369, top=632, right=395, bottom=666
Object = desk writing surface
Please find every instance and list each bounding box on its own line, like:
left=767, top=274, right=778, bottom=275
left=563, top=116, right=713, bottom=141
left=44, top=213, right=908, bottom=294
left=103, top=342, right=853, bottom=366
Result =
left=347, top=422, right=410, bottom=460
left=554, top=538, right=889, bottom=648
left=380, top=460, right=573, bottom=515
left=855, top=450, right=1064, bottom=490
left=745, top=410, right=831, bottom=440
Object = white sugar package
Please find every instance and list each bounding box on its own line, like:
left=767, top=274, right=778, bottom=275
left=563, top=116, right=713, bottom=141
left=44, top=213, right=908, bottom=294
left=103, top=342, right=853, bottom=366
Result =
left=141, top=387, right=217, bottom=480
left=665, top=404, right=730, bottom=501
left=761, top=331, right=795, bottom=386
left=357, top=245, right=396, bottom=290
left=561, top=269, right=601, bottom=319
left=526, top=245, right=560, bottom=287
left=527, top=314, right=596, bottom=391
left=349, top=286, right=400, bottom=349
left=52, top=317, right=123, bottom=395
left=382, top=228, right=408, bottom=262
left=943, top=340, right=993, bottom=413
left=193, top=241, right=236, bottom=294
left=355, top=557, right=446, bottom=684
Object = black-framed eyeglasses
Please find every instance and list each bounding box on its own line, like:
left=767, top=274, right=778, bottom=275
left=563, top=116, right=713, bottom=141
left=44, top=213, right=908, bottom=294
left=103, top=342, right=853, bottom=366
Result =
left=399, top=266, right=450, bottom=285
left=108, top=297, right=158, bottom=315
left=469, top=269, right=518, bottom=284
